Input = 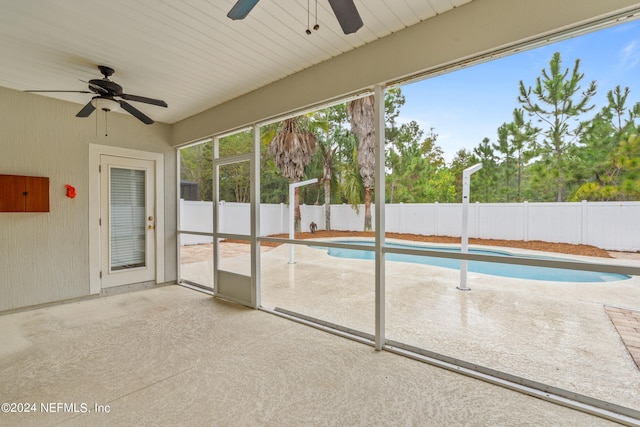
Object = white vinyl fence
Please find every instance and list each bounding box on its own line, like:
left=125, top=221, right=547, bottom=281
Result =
left=179, top=200, right=640, bottom=251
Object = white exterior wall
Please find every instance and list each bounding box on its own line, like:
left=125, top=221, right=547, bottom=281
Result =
left=0, top=87, right=176, bottom=312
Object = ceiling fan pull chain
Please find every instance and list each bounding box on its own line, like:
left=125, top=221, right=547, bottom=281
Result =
left=306, top=0, right=311, bottom=35
left=105, top=110, right=108, bottom=137
left=314, top=0, right=319, bottom=31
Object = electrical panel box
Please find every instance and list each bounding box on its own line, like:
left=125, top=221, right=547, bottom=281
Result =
left=0, top=174, right=50, bottom=212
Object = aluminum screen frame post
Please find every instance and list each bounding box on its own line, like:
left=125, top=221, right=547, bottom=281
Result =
left=458, top=163, right=482, bottom=291
left=252, top=124, right=261, bottom=309
left=288, top=178, right=318, bottom=264
left=374, top=85, right=386, bottom=351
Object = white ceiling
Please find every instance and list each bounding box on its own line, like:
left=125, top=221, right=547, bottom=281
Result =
left=0, top=0, right=472, bottom=125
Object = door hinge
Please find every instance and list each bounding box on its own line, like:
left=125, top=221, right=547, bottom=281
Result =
left=99, top=218, right=101, bottom=226
left=99, top=165, right=101, bottom=173
left=99, top=271, right=102, bottom=279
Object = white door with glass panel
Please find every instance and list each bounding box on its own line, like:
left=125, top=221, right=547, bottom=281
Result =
left=100, top=155, right=156, bottom=288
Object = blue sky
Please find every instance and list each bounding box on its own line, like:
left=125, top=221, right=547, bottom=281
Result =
left=398, top=18, right=640, bottom=163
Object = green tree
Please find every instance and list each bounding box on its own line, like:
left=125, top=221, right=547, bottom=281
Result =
left=493, top=124, right=516, bottom=202
left=518, top=51, right=597, bottom=201
left=506, top=108, right=539, bottom=201
left=386, top=127, right=452, bottom=202
left=217, top=132, right=253, bottom=202
left=615, top=133, right=640, bottom=199
left=572, top=86, right=640, bottom=200
left=180, top=140, right=213, bottom=201
left=449, top=148, right=478, bottom=197
left=473, top=137, right=498, bottom=202
left=572, top=131, right=640, bottom=201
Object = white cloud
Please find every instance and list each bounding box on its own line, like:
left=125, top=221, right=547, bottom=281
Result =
left=619, top=41, right=640, bottom=71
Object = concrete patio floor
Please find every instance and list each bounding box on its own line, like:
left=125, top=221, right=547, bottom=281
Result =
left=0, top=285, right=628, bottom=426
left=180, top=240, right=640, bottom=416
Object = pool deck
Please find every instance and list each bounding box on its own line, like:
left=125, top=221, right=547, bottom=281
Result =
left=181, top=240, right=640, bottom=412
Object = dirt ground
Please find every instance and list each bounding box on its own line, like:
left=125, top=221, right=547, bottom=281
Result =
left=260, top=230, right=614, bottom=258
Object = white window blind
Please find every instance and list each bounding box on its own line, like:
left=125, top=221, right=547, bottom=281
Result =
left=110, top=167, right=146, bottom=271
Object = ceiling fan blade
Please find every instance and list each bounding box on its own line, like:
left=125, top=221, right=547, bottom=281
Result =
left=227, top=0, right=259, bottom=20
left=120, top=93, right=168, bottom=108
left=24, top=90, right=91, bottom=93
left=76, top=101, right=96, bottom=117
left=328, top=0, right=363, bottom=34
left=119, top=100, right=154, bottom=125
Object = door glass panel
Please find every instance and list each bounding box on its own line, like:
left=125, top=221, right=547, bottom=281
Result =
left=110, top=167, right=146, bottom=271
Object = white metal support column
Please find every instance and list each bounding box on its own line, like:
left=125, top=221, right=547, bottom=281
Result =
left=252, top=124, right=261, bottom=308
left=458, top=163, right=482, bottom=291
left=374, top=85, right=386, bottom=351
left=288, top=178, right=318, bottom=264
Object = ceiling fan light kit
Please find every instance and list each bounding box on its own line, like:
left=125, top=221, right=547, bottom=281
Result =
left=91, top=97, right=120, bottom=113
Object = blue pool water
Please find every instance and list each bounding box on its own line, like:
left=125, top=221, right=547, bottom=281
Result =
left=322, top=241, right=630, bottom=283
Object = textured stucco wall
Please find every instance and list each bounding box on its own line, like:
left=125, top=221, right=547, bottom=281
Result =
left=172, top=0, right=640, bottom=145
left=0, top=87, right=176, bottom=312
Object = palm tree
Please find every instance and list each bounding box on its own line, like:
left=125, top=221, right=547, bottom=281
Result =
left=269, top=117, right=317, bottom=232
left=307, top=110, right=333, bottom=230
left=348, top=95, right=375, bottom=231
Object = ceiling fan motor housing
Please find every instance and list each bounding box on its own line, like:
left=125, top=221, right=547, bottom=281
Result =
left=88, top=79, right=123, bottom=96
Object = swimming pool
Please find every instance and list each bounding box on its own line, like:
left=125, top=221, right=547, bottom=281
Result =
left=321, top=241, right=630, bottom=283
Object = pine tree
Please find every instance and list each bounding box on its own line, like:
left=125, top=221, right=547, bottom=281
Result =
left=518, top=52, right=597, bottom=201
